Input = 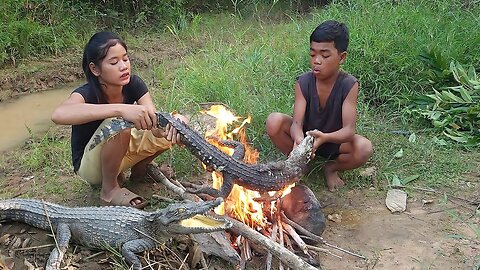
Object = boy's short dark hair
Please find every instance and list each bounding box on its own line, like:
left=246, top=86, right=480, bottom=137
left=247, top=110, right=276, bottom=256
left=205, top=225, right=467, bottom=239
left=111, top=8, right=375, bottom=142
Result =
left=310, top=20, right=349, bottom=53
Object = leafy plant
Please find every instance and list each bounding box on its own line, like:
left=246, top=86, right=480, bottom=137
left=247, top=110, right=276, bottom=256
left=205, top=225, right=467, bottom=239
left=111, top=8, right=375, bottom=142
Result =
left=408, top=62, right=480, bottom=147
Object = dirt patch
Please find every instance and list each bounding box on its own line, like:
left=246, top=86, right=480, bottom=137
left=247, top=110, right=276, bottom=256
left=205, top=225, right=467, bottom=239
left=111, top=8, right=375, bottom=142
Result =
left=1, top=171, right=479, bottom=269
left=319, top=189, right=479, bottom=270
left=0, top=55, right=84, bottom=102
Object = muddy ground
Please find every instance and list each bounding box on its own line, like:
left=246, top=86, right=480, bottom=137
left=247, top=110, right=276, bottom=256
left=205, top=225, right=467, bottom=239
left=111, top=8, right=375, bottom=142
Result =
left=0, top=42, right=479, bottom=270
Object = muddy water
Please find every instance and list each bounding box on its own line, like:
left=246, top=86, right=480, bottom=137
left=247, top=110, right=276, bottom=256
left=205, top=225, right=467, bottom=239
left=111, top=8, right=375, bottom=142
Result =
left=0, top=83, right=79, bottom=152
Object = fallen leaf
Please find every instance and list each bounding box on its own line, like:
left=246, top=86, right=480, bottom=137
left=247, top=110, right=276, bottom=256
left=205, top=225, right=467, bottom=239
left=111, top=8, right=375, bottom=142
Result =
left=24, top=258, right=37, bottom=270
left=0, top=252, right=14, bottom=270
left=187, top=242, right=203, bottom=268
left=11, top=236, right=22, bottom=249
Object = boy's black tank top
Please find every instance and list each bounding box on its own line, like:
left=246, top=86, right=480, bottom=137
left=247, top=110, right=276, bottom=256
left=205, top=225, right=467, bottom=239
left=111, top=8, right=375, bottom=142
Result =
left=297, top=71, right=357, bottom=158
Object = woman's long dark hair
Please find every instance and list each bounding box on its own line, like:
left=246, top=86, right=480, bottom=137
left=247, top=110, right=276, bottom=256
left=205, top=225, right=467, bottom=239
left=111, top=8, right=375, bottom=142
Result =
left=82, top=32, right=127, bottom=103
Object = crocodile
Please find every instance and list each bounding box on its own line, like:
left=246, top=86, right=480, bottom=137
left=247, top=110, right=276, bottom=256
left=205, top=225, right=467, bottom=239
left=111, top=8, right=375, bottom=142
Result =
left=0, top=198, right=231, bottom=270
left=89, top=112, right=315, bottom=198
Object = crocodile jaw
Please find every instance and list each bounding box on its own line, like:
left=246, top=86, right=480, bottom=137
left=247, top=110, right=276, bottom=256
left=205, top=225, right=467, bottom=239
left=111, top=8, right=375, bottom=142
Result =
left=152, top=198, right=231, bottom=234
left=168, top=214, right=232, bottom=234
left=286, top=135, right=314, bottom=167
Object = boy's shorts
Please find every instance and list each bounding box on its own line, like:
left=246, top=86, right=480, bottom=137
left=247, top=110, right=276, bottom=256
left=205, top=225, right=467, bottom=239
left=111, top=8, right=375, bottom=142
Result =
left=77, top=118, right=172, bottom=185
left=315, top=142, right=340, bottom=160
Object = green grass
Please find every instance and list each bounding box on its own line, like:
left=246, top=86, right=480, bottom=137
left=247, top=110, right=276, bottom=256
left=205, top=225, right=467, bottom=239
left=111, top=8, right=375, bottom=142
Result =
left=0, top=0, right=479, bottom=200
left=145, top=0, right=480, bottom=191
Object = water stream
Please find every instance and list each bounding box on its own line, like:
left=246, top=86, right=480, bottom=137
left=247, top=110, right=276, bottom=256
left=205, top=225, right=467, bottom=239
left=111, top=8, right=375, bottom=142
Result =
left=0, top=82, right=80, bottom=152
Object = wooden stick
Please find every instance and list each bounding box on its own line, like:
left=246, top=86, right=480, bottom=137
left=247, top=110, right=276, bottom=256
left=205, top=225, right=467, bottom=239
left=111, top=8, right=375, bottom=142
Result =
left=281, top=212, right=367, bottom=260
left=147, top=163, right=200, bottom=202
left=277, top=211, right=285, bottom=270
left=245, top=238, right=252, bottom=261
left=266, top=221, right=278, bottom=270
left=239, top=238, right=247, bottom=270
left=13, top=243, right=56, bottom=251
left=306, top=244, right=342, bottom=259
left=281, top=221, right=307, bottom=254
left=225, top=216, right=320, bottom=270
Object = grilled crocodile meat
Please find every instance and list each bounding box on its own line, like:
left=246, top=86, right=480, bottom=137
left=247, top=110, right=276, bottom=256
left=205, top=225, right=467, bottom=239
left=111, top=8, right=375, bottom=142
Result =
left=89, top=112, right=314, bottom=198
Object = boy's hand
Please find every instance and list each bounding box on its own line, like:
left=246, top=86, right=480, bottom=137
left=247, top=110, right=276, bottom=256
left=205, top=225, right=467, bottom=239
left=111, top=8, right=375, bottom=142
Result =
left=292, top=136, right=304, bottom=149
left=306, top=129, right=326, bottom=154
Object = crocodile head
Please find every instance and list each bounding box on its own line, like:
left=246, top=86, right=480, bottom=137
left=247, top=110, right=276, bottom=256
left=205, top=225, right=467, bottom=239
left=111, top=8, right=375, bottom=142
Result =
left=148, top=197, right=231, bottom=235
left=285, top=134, right=315, bottom=171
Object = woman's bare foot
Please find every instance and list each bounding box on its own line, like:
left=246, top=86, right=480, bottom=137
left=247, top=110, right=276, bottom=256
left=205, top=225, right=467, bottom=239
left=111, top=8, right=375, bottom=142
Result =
left=324, top=163, right=345, bottom=192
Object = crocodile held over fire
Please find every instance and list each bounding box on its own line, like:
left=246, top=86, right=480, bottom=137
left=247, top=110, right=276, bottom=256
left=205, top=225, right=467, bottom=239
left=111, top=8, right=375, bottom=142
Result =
left=89, top=112, right=315, bottom=198
left=0, top=198, right=230, bottom=270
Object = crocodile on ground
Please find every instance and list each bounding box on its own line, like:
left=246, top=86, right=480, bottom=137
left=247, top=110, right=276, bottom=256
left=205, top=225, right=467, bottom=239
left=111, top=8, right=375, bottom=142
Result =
left=0, top=198, right=231, bottom=270
left=89, top=112, right=315, bottom=198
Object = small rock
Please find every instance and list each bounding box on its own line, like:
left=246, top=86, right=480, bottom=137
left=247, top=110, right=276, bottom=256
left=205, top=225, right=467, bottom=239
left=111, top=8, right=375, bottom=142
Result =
left=422, top=199, right=434, bottom=206
left=385, top=189, right=407, bottom=213
left=327, top=213, right=342, bottom=223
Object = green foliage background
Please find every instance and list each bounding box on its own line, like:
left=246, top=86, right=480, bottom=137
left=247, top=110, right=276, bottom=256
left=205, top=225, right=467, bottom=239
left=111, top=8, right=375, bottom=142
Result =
left=0, top=0, right=323, bottom=67
left=1, top=0, right=479, bottom=190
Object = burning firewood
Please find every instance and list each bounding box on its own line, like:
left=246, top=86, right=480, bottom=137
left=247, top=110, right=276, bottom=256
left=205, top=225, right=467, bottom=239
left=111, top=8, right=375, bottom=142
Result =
left=146, top=104, right=367, bottom=269
left=147, top=163, right=321, bottom=270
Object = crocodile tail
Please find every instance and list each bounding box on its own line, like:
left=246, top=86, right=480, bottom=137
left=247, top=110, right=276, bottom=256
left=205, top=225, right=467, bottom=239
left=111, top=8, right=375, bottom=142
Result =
left=0, top=199, right=61, bottom=230
left=88, top=118, right=135, bottom=151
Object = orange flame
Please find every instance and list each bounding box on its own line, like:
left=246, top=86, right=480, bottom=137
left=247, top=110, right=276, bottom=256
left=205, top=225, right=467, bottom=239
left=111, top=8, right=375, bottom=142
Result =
left=202, top=105, right=266, bottom=227
left=201, top=105, right=297, bottom=229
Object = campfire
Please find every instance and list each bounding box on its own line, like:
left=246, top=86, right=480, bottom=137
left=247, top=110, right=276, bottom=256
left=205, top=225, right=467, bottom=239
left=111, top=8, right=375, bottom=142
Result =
left=200, top=105, right=320, bottom=268
left=202, top=105, right=293, bottom=228
left=147, top=104, right=366, bottom=269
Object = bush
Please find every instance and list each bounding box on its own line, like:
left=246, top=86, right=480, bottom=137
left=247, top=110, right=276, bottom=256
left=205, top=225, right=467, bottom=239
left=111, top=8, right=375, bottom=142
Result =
left=0, top=0, right=92, bottom=67
left=407, top=62, right=480, bottom=147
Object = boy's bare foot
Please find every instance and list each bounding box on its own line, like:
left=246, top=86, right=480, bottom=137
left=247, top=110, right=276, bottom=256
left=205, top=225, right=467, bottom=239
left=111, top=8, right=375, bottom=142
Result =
left=324, top=163, right=345, bottom=192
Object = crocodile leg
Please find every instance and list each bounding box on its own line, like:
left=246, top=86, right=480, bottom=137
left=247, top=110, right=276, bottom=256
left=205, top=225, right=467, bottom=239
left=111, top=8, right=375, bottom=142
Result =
left=45, top=223, right=71, bottom=270
left=219, top=173, right=236, bottom=198
left=184, top=173, right=235, bottom=198
left=121, top=238, right=156, bottom=270
left=216, top=139, right=245, bottom=160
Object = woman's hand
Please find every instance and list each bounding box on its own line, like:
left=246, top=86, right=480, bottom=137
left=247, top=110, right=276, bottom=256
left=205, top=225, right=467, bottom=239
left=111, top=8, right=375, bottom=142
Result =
left=121, top=105, right=155, bottom=130
left=152, top=113, right=189, bottom=145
